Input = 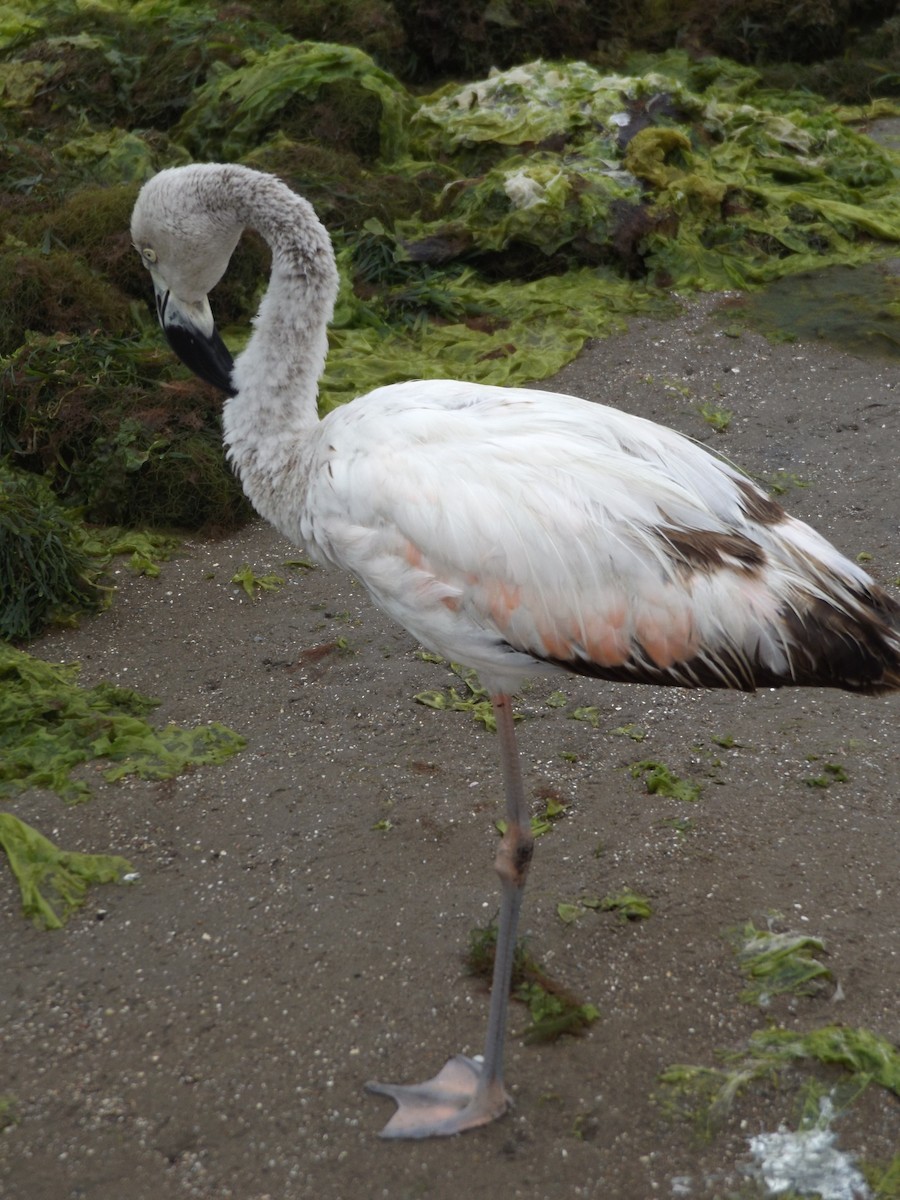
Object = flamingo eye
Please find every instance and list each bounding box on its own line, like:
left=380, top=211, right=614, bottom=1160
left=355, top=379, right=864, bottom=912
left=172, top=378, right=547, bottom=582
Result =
left=141, top=246, right=157, bottom=264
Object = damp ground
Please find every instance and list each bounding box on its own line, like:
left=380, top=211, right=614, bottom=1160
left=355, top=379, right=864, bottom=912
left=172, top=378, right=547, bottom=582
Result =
left=1, top=287, right=898, bottom=1199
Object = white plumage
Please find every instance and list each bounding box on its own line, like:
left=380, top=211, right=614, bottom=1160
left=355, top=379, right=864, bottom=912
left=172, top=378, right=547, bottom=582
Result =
left=131, top=162, right=900, bottom=1138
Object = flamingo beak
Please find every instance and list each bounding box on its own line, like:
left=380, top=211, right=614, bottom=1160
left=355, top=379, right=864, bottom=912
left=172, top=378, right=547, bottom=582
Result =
left=152, top=276, right=236, bottom=397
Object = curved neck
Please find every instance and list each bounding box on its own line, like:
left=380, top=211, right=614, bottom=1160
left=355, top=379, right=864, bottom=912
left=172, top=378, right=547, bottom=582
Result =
left=217, top=168, right=340, bottom=521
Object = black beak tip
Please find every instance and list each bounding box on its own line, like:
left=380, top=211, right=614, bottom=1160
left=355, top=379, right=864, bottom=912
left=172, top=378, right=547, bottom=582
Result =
left=163, top=324, right=236, bottom=397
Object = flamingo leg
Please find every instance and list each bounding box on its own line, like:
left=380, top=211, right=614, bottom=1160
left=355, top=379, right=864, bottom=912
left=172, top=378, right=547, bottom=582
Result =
left=366, top=693, right=534, bottom=1138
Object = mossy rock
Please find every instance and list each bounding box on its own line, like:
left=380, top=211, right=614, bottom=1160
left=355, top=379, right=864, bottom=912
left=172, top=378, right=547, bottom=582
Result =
left=392, top=0, right=606, bottom=81
left=6, top=27, right=139, bottom=134
left=759, top=13, right=900, bottom=103
left=122, top=7, right=288, bottom=131
left=1, top=333, right=252, bottom=533
left=255, top=0, right=408, bottom=74
left=0, top=461, right=103, bottom=642
left=175, top=41, right=413, bottom=163
left=701, top=0, right=852, bottom=65
left=243, top=137, right=447, bottom=231
left=0, top=246, right=132, bottom=357
left=17, top=183, right=144, bottom=294
left=0, top=3, right=288, bottom=135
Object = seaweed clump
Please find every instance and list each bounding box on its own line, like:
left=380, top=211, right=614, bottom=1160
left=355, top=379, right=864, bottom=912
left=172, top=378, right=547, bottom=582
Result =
left=402, top=54, right=900, bottom=288
left=0, top=462, right=104, bottom=642
left=0, top=644, right=246, bottom=805
left=1, top=333, right=252, bottom=531
left=0, top=642, right=246, bottom=926
left=0, top=244, right=132, bottom=358
left=0, top=812, right=133, bottom=930
left=175, top=40, right=414, bottom=163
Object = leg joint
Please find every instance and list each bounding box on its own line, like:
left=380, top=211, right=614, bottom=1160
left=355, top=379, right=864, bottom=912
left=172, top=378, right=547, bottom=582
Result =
left=495, top=823, right=534, bottom=888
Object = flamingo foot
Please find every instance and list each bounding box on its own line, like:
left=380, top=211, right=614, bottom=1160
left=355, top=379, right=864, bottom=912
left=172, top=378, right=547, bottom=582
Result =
left=365, top=1054, right=510, bottom=1139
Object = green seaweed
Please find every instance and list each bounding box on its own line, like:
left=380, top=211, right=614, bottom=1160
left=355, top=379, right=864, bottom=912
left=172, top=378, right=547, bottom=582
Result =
left=415, top=663, right=513, bottom=731
left=570, top=706, right=603, bottom=728
left=0, top=456, right=182, bottom=641
left=497, top=793, right=568, bottom=840
left=659, top=1023, right=900, bottom=1140
left=658, top=1059, right=763, bottom=1138
left=696, top=402, right=733, bottom=432
left=748, top=1025, right=900, bottom=1096
left=0, top=644, right=246, bottom=924
left=0, top=243, right=132, bottom=357
left=804, top=761, right=850, bottom=787
left=731, top=921, right=833, bottom=1005
left=78, top=526, right=180, bottom=579
left=631, top=760, right=702, bottom=803
left=0, top=465, right=180, bottom=640
left=0, top=462, right=105, bottom=641
left=176, top=40, right=413, bottom=163
left=320, top=260, right=670, bottom=413
left=0, top=644, right=245, bottom=803
left=866, top=1153, right=900, bottom=1199
left=611, top=723, right=647, bottom=741
left=515, top=980, right=600, bottom=1044
left=561, top=890, right=654, bottom=922
left=230, top=564, right=286, bottom=598
left=0, top=1095, right=18, bottom=1130
left=595, top=890, right=654, bottom=921
left=402, top=55, right=900, bottom=288
left=2, top=332, right=252, bottom=531
left=0, top=812, right=133, bottom=930
left=466, top=921, right=599, bottom=1044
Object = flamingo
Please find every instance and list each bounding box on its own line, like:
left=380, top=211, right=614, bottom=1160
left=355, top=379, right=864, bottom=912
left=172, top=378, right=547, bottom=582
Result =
left=130, top=163, right=900, bottom=1139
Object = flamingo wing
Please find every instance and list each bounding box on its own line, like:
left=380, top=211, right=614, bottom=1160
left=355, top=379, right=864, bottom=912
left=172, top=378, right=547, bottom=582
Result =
left=303, top=381, right=898, bottom=695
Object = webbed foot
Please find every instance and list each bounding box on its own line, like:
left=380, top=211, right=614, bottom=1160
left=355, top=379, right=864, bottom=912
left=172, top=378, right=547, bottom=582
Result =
left=365, top=1054, right=510, bottom=1138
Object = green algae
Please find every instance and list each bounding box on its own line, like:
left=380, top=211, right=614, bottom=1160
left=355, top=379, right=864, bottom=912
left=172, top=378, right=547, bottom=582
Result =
left=560, top=890, right=654, bottom=923
left=55, top=129, right=188, bottom=185
left=0, top=644, right=245, bottom=803
left=0, top=643, right=245, bottom=925
left=2, top=332, right=252, bottom=531
left=466, top=921, right=599, bottom=1044
left=400, top=54, right=900, bottom=287
left=0, top=459, right=180, bottom=640
left=176, top=40, right=413, bottom=163
left=595, top=890, right=654, bottom=921
left=867, top=1152, right=900, bottom=1199
left=750, top=1025, right=900, bottom=1096
left=659, top=920, right=898, bottom=1153
left=731, top=921, right=833, bottom=1006
left=659, top=1024, right=900, bottom=1140
left=0, top=812, right=133, bottom=929
left=631, top=759, right=703, bottom=803
left=230, top=564, right=286, bottom=598
left=414, top=663, right=500, bottom=731
left=321, top=261, right=671, bottom=412
left=0, top=245, right=132, bottom=357
left=0, top=462, right=105, bottom=641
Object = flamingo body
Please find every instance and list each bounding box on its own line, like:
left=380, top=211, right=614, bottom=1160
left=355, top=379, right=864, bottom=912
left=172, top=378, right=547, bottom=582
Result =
left=131, top=163, right=900, bottom=1139
left=281, top=377, right=896, bottom=697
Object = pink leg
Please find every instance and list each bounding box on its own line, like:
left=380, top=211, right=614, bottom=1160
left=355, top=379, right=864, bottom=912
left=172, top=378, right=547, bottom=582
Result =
left=366, top=694, right=534, bottom=1138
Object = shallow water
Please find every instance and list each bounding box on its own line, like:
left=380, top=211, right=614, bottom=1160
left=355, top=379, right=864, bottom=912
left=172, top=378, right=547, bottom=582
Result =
left=734, top=261, right=900, bottom=359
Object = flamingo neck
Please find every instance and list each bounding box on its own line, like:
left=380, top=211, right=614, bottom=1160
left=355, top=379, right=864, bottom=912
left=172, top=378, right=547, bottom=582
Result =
left=221, top=170, right=340, bottom=526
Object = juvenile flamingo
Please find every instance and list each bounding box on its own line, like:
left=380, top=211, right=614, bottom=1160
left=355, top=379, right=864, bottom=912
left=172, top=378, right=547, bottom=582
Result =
left=131, top=163, right=900, bottom=1139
